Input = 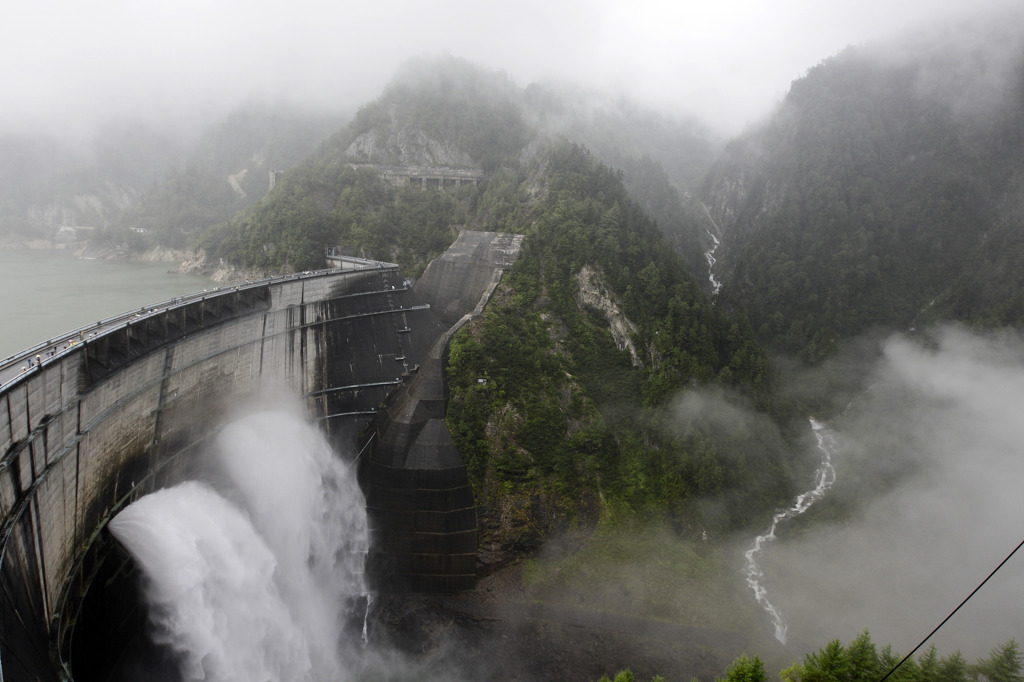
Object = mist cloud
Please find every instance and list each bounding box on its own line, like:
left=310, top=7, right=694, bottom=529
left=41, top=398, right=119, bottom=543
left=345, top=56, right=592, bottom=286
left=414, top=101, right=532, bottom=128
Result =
left=3, top=0, right=1021, bottom=139
left=762, top=325, right=1024, bottom=660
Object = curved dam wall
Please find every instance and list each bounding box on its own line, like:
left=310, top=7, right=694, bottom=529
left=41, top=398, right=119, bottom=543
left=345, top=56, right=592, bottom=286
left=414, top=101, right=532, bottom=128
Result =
left=0, top=263, right=450, bottom=681
left=0, top=231, right=520, bottom=681
left=362, top=231, right=524, bottom=592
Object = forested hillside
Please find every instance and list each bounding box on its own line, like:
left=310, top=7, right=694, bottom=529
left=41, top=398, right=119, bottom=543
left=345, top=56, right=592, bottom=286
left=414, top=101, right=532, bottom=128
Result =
left=660, top=631, right=1024, bottom=682
left=0, top=124, right=182, bottom=238
left=704, top=19, right=1024, bottom=360
left=446, top=143, right=786, bottom=564
left=193, top=58, right=797, bottom=567
left=196, top=57, right=717, bottom=277
left=112, top=105, right=343, bottom=247
left=522, top=83, right=721, bottom=274
left=197, top=59, right=529, bottom=272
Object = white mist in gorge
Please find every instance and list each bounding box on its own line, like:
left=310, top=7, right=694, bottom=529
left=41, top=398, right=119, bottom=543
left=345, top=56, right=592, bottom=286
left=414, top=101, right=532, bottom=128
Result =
left=109, top=407, right=369, bottom=682
left=763, top=326, right=1024, bottom=658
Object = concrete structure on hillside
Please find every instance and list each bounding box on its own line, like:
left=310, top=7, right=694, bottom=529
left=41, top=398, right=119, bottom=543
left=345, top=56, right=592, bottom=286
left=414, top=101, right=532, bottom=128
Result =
left=0, top=232, right=520, bottom=681
left=348, top=163, right=486, bottom=190
left=361, top=231, right=523, bottom=592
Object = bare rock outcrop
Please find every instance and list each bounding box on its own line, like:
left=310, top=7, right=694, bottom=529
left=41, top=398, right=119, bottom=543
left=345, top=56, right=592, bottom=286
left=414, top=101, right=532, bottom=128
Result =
left=346, top=113, right=476, bottom=168
left=574, top=264, right=641, bottom=367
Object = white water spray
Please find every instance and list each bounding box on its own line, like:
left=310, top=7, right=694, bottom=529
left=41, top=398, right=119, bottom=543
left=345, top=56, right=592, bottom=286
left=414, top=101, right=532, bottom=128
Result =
left=742, top=418, right=837, bottom=644
left=109, top=408, right=369, bottom=682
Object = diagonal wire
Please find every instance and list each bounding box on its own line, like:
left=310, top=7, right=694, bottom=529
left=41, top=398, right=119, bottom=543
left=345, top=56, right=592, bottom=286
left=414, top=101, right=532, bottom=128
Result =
left=877, top=536, right=1024, bottom=682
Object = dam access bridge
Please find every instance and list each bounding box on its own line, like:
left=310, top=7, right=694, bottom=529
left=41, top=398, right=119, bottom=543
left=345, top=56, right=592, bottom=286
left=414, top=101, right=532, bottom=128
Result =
left=0, top=231, right=521, bottom=681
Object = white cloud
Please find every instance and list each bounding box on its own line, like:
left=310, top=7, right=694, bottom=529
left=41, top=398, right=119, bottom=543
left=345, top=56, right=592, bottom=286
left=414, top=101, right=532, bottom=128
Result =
left=0, top=0, right=1019, bottom=137
left=762, top=326, right=1024, bottom=660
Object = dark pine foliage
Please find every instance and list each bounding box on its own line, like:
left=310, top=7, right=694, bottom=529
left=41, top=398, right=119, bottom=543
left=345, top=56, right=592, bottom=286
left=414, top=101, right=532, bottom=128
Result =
left=706, top=36, right=1024, bottom=361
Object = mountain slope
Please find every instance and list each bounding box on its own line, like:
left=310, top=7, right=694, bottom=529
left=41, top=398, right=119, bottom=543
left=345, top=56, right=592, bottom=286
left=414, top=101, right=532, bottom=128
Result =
left=445, top=143, right=787, bottom=568
left=196, top=59, right=794, bottom=564
left=112, top=105, right=344, bottom=248
left=704, top=16, right=1024, bottom=359
left=199, top=57, right=719, bottom=278
left=0, top=105, right=343, bottom=251
left=0, top=124, right=182, bottom=240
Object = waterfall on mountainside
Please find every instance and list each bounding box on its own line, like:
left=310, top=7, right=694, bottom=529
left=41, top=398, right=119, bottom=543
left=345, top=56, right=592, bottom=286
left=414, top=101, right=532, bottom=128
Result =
left=704, top=228, right=722, bottom=295
left=742, top=418, right=838, bottom=644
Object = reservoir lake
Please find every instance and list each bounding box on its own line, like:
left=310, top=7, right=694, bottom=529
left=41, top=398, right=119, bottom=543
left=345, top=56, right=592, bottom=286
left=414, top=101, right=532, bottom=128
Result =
left=0, top=250, right=213, bottom=361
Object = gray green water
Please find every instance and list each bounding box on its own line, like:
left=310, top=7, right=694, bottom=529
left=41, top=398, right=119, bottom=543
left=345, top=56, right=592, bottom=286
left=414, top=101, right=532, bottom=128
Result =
left=0, top=250, right=213, bottom=361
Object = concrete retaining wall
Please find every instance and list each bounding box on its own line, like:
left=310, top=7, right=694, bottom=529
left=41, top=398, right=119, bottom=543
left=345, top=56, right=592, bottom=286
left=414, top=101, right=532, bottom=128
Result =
left=0, top=231, right=521, bottom=680
left=0, top=265, right=442, bottom=681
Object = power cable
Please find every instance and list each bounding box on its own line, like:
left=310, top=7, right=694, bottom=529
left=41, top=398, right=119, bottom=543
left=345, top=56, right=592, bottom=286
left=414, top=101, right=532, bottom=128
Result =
left=877, top=536, right=1024, bottom=682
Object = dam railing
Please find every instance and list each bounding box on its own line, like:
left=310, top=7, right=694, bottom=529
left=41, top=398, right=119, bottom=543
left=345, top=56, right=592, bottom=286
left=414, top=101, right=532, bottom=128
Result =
left=0, top=262, right=396, bottom=392
left=0, top=258, right=425, bottom=682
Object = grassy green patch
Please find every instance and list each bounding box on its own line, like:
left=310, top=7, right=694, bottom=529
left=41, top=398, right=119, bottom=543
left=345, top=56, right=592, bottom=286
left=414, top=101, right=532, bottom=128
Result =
left=521, top=519, right=762, bottom=631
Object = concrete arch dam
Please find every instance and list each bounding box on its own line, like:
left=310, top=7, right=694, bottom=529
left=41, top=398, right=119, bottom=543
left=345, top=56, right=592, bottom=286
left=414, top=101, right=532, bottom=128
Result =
left=0, top=231, right=520, bottom=681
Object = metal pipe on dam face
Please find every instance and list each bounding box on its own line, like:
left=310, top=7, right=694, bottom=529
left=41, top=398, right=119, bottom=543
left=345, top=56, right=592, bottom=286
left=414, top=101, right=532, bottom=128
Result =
left=0, top=259, right=467, bottom=681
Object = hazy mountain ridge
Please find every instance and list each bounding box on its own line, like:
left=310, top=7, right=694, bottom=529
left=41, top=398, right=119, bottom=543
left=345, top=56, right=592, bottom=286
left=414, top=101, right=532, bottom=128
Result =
left=194, top=58, right=717, bottom=275
left=703, top=16, right=1024, bottom=359
left=0, top=54, right=717, bottom=283
left=192, top=60, right=789, bottom=566
left=0, top=105, right=344, bottom=250
left=0, top=125, right=181, bottom=241
left=113, top=105, right=344, bottom=249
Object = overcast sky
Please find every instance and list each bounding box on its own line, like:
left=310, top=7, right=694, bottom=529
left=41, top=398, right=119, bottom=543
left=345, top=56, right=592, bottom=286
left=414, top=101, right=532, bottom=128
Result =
left=1, top=0, right=1019, bottom=139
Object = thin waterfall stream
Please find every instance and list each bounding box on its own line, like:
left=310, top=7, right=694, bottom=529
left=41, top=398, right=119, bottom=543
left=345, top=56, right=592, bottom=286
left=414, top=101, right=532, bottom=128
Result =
left=704, top=229, right=723, bottom=295
left=701, top=202, right=724, bottom=296
left=742, top=417, right=838, bottom=644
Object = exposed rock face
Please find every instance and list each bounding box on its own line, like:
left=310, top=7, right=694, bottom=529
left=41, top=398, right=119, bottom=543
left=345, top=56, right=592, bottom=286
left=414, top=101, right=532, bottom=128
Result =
left=135, top=245, right=195, bottom=262
left=346, top=116, right=476, bottom=168
left=177, top=249, right=277, bottom=283
left=574, top=264, right=641, bottom=367
left=23, top=182, right=137, bottom=236
left=227, top=169, right=248, bottom=198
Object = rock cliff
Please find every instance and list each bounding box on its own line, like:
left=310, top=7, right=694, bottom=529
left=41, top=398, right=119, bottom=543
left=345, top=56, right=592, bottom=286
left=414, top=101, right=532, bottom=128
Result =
left=346, top=112, right=477, bottom=168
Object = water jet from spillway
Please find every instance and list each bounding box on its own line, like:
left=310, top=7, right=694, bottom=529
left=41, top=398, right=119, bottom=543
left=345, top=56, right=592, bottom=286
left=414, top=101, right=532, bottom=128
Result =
left=109, top=407, right=369, bottom=682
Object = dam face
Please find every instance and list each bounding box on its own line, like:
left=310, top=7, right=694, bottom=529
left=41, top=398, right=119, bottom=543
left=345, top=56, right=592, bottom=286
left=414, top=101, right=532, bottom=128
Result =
left=0, top=235, right=518, bottom=681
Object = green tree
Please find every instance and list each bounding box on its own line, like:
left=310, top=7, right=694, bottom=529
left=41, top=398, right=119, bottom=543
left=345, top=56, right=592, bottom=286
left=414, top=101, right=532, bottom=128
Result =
left=802, top=638, right=852, bottom=682
left=973, top=640, right=1023, bottom=682
left=918, top=645, right=970, bottom=682
left=878, top=644, right=920, bottom=682
left=844, top=630, right=881, bottom=682
left=936, top=652, right=970, bottom=682
left=717, top=654, right=767, bottom=682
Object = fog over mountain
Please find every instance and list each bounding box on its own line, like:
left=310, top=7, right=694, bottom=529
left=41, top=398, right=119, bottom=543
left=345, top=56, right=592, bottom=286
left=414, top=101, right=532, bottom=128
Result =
left=4, top=2, right=1024, bottom=679
left=764, top=326, right=1024, bottom=661
left=2, top=0, right=1020, bottom=139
